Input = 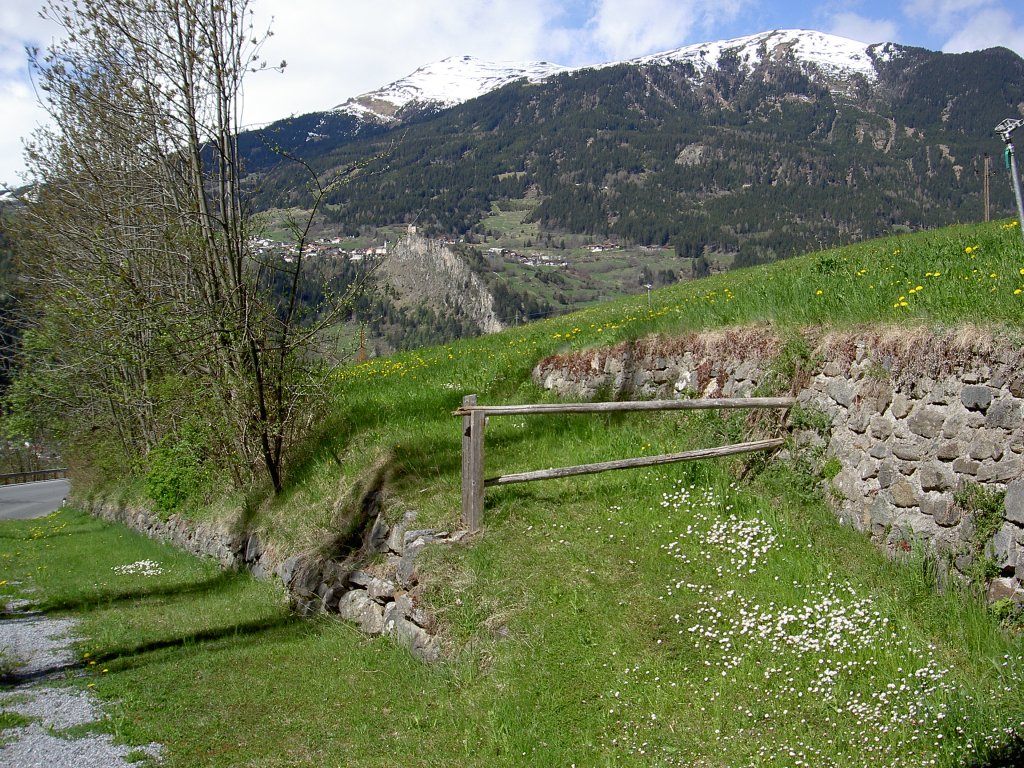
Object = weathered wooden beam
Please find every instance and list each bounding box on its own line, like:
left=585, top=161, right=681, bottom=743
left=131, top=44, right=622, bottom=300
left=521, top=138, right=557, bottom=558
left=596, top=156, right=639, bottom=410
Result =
left=453, top=397, right=794, bottom=417
left=461, top=394, right=486, bottom=531
left=484, top=438, right=785, bottom=487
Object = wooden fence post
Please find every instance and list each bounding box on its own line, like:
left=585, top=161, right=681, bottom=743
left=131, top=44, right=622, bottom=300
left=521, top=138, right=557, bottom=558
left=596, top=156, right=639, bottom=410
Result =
left=461, top=394, right=485, bottom=531
left=454, top=396, right=793, bottom=533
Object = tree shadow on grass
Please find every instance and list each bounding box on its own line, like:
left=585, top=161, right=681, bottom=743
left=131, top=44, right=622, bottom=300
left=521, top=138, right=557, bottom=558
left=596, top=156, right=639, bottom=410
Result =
left=1, top=612, right=303, bottom=686
left=10, top=571, right=249, bottom=616
left=964, top=736, right=1024, bottom=768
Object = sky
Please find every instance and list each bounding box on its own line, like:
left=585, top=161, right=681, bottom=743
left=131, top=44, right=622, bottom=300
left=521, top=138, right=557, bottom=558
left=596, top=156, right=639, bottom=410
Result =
left=2, top=0, right=1024, bottom=187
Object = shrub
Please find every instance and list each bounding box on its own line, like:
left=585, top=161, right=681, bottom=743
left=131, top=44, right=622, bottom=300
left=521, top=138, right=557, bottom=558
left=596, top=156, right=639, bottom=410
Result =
left=144, top=422, right=210, bottom=516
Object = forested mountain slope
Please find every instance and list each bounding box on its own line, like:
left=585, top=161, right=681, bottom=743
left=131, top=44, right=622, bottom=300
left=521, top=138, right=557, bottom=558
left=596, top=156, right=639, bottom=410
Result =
left=242, top=33, right=1024, bottom=267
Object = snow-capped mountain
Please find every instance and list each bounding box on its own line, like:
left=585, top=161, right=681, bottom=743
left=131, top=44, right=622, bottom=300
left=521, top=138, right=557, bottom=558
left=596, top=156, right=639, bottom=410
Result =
left=334, top=29, right=893, bottom=123
left=238, top=33, right=1022, bottom=292
left=632, top=29, right=888, bottom=82
left=335, top=55, right=569, bottom=121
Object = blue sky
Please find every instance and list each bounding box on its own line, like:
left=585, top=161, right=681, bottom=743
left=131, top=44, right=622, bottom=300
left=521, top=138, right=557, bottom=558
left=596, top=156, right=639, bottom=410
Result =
left=2, top=0, right=1024, bottom=186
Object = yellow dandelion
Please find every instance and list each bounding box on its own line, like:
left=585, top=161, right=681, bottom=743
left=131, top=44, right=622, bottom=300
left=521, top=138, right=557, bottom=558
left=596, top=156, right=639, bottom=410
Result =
left=815, top=289, right=823, bottom=296
left=1015, top=289, right=1023, bottom=295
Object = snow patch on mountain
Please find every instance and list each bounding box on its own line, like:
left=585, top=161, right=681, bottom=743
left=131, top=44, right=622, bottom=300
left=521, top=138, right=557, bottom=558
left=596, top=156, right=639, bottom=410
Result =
left=335, top=29, right=889, bottom=123
left=867, top=42, right=906, bottom=66
left=335, top=55, right=568, bottom=122
left=633, top=29, right=878, bottom=82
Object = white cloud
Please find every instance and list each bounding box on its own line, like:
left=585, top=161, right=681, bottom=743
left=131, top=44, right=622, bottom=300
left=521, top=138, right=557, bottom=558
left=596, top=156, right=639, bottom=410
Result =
left=903, top=0, right=997, bottom=34
left=899, top=1, right=1024, bottom=55
left=0, top=5, right=64, bottom=186
left=941, top=7, right=1024, bottom=55
left=904, top=0, right=992, bottom=17
left=0, top=79, right=48, bottom=187
left=243, top=0, right=564, bottom=127
left=826, top=12, right=900, bottom=44
left=1, top=5, right=64, bottom=79
left=585, top=0, right=749, bottom=62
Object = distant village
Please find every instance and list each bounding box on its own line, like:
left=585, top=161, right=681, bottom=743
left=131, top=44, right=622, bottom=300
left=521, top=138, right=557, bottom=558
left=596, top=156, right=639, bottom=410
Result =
left=485, top=246, right=569, bottom=268
left=248, top=232, right=635, bottom=271
left=249, top=237, right=389, bottom=264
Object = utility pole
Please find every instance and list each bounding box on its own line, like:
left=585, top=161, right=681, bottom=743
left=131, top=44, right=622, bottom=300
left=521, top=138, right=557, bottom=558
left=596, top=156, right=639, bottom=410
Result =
left=983, top=153, right=991, bottom=223
left=996, top=118, right=1024, bottom=241
left=355, top=325, right=367, bottom=362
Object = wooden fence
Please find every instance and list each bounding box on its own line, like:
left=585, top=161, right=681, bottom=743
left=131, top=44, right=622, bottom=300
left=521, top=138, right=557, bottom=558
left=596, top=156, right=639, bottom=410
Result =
left=455, top=394, right=794, bottom=531
left=0, top=468, right=68, bottom=486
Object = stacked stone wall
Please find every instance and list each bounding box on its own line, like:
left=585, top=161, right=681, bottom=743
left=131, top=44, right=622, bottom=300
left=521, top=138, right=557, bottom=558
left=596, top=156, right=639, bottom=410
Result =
left=91, top=502, right=451, bottom=662
left=533, top=326, right=1024, bottom=600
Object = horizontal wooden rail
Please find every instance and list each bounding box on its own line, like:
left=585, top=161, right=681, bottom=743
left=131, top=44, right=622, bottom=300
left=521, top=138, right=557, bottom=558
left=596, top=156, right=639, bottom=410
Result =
left=453, top=396, right=795, bottom=417
left=485, top=438, right=784, bottom=487
left=458, top=394, right=791, bottom=531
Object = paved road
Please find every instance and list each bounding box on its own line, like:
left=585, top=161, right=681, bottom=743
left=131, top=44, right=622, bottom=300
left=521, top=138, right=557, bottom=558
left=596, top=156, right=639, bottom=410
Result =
left=0, top=479, right=71, bottom=521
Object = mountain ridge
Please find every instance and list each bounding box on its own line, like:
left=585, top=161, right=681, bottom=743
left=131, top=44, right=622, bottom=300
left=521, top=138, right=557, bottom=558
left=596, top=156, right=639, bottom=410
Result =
left=333, top=29, right=900, bottom=123
left=240, top=29, right=1024, bottom=327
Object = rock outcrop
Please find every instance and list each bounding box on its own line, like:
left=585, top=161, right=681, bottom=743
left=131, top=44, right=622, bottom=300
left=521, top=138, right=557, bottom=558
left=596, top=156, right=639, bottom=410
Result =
left=383, top=234, right=503, bottom=335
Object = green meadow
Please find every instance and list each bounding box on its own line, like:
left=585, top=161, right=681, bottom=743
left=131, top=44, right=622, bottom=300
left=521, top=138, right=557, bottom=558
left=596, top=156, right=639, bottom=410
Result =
left=3, top=219, right=1024, bottom=766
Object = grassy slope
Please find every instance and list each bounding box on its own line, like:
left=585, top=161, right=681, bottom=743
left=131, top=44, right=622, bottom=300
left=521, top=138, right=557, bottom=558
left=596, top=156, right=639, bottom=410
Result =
left=4, top=220, right=1024, bottom=766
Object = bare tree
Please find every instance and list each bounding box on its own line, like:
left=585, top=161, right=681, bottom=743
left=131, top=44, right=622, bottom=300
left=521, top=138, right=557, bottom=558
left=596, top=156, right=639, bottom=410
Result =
left=16, top=0, right=368, bottom=494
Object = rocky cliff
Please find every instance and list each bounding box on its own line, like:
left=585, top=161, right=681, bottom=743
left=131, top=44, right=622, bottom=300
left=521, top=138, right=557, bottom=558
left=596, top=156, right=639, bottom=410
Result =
left=382, top=234, right=503, bottom=335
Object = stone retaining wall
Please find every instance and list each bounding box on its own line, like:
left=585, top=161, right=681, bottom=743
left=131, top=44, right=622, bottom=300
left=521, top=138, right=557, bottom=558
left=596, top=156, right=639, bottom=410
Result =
left=533, top=326, right=1024, bottom=600
left=91, top=502, right=452, bottom=662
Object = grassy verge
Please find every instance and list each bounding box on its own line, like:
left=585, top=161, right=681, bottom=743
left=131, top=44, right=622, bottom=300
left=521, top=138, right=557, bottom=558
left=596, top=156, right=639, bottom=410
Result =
left=17, top=219, right=1023, bottom=765
left=6, top=463, right=1024, bottom=765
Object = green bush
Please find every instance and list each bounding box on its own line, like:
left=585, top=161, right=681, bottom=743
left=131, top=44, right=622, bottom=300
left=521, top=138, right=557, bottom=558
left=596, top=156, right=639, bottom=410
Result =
left=955, top=482, right=1006, bottom=545
left=821, top=456, right=843, bottom=480
left=144, top=422, right=210, bottom=515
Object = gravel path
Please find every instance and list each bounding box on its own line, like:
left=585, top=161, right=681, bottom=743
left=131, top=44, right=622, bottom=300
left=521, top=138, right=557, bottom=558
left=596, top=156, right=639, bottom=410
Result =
left=0, top=598, right=163, bottom=767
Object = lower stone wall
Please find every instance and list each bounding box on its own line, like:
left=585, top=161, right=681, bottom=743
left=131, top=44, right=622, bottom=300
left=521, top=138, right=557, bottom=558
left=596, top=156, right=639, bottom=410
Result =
left=802, top=330, right=1024, bottom=601
left=92, top=503, right=268, bottom=573
left=91, top=502, right=452, bottom=662
left=533, top=326, right=1024, bottom=600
